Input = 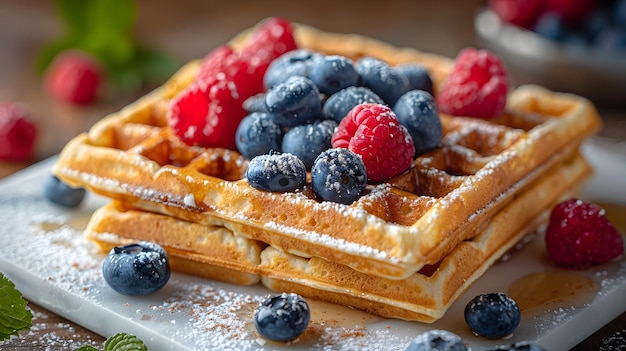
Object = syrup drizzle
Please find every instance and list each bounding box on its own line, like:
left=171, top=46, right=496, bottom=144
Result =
left=507, top=271, right=600, bottom=319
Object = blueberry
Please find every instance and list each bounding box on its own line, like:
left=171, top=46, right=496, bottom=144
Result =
left=613, top=0, right=626, bottom=27
left=44, top=174, right=86, bottom=208
left=309, top=55, right=360, bottom=95
left=243, top=93, right=268, bottom=113
left=487, top=341, right=548, bottom=351
left=354, top=57, right=410, bottom=106
left=254, top=293, right=310, bottom=342
left=311, top=148, right=367, bottom=205
left=393, top=90, right=442, bottom=156
left=322, top=86, right=384, bottom=123
left=235, top=112, right=283, bottom=160
left=405, top=329, right=467, bottom=351
left=464, top=292, right=521, bottom=339
left=102, top=242, right=170, bottom=296
left=246, top=152, right=306, bottom=192
left=281, top=119, right=337, bottom=170
left=396, top=64, right=433, bottom=95
left=264, top=49, right=322, bottom=89
left=595, top=27, right=626, bottom=52
left=265, top=76, right=322, bottom=127
left=533, top=12, right=568, bottom=42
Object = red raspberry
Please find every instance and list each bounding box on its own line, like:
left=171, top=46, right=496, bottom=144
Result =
left=545, top=0, right=596, bottom=25
left=0, top=102, right=37, bottom=161
left=545, top=199, right=624, bottom=270
left=168, top=77, right=246, bottom=150
left=436, top=48, right=508, bottom=119
left=240, top=17, right=298, bottom=93
left=332, top=103, right=415, bottom=183
left=195, top=45, right=236, bottom=84
left=489, top=0, right=544, bottom=28
left=44, top=50, right=102, bottom=105
left=168, top=17, right=296, bottom=149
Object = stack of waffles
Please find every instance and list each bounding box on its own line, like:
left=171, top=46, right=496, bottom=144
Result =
left=52, top=22, right=601, bottom=323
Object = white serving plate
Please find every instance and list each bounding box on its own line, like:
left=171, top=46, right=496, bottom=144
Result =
left=0, top=138, right=624, bottom=351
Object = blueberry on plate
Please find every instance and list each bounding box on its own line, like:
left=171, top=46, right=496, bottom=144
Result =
left=235, top=112, right=284, bottom=160
left=263, top=49, right=322, bottom=89
left=281, top=119, right=338, bottom=170
left=309, top=55, right=360, bottom=95
left=265, top=76, right=322, bottom=128
left=393, top=90, right=442, bottom=157
left=487, top=341, right=548, bottom=351
left=322, top=86, right=384, bottom=123
left=311, top=148, right=367, bottom=205
left=254, top=292, right=310, bottom=342
left=354, top=56, right=410, bottom=106
left=246, top=152, right=306, bottom=192
left=405, top=329, right=467, bottom=351
left=102, top=242, right=170, bottom=296
left=395, top=64, right=433, bottom=95
left=464, top=292, right=521, bottom=339
left=43, top=174, right=86, bottom=208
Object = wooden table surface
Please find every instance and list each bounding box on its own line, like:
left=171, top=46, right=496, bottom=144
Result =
left=1, top=1, right=624, bottom=350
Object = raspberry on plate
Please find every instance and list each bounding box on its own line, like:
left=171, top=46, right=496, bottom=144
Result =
left=332, top=103, right=414, bottom=183
left=0, top=102, right=37, bottom=162
left=44, top=50, right=102, bottom=105
left=545, top=198, right=624, bottom=269
left=436, top=48, right=508, bottom=119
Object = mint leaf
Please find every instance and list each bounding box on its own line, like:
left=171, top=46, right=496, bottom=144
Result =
left=0, top=273, right=33, bottom=341
left=103, top=332, right=147, bottom=351
left=37, top=0, right=178, bottom=91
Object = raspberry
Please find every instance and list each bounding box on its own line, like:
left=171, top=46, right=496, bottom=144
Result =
left=195, top=45, right=236, bottom=84
left=332, top=103, right=414, bottom=183
left=436, top=48, right=508, bottom=119
left=0, top=102, right=37, bottom=161
left=242, top=17, right=298, bottom=68
left=489, top=0, right=544, bottom=29
left=44, top=50, right=102, bottom=105
left=167, top=17, right=296, bottom=149
left=545, top=199, right=624, bottom=270
left=545, top=0, right=597, bottom=25
left=168, top=78, right=246, bottom=149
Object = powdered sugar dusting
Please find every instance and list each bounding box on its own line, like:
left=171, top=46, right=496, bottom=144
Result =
left=2, top=159, right=625, bottom=350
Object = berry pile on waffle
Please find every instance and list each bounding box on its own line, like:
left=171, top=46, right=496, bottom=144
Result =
left=53, top=18, right=601, bottom=322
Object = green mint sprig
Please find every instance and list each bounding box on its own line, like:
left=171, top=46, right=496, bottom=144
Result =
left=74, top=332, right=148, bottom=351
left=0, top=272, right=33, bottom=341
left=37, top=0, right=178, bottom=93
left=73, top=332, right=147, bottom=351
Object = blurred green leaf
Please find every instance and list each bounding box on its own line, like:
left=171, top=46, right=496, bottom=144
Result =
left=0, top=273, right=33, bottom=341
left=38, top=0, right=178, bottom=92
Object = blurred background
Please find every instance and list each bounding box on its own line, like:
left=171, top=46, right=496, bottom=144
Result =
left=0, top=0, right=624, bottom=349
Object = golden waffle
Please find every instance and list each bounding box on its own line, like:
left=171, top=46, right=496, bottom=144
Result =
left=53, top=22, right=601, bottom=280
left=84, top=151, right=590, bottom=322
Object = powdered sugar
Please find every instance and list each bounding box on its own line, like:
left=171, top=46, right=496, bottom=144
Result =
left=2, top=158, right=625, bottom=351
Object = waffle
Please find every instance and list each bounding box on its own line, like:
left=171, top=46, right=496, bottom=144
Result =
left=53, top=22, right=601, bottom=280
left=84, top=151, right=590, bottom=322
